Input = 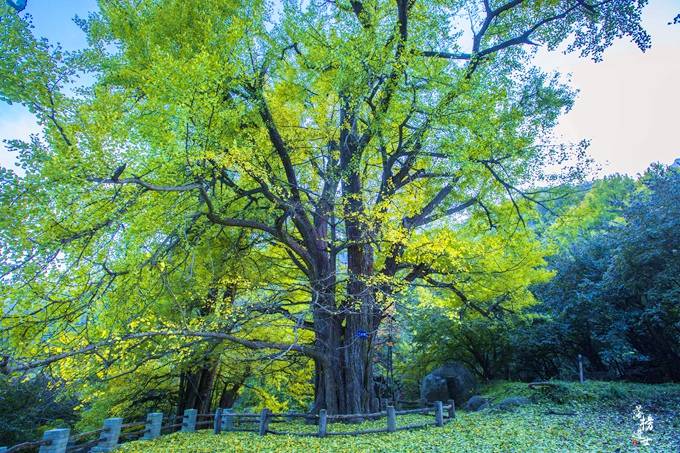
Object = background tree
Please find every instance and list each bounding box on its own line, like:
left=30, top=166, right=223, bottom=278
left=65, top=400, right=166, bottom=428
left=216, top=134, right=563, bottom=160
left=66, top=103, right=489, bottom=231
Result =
left=0, top=373, right=77, bottom=446
left=527, top=166, right=680, bottom=381
left=402, top=167, right=680, bottom=385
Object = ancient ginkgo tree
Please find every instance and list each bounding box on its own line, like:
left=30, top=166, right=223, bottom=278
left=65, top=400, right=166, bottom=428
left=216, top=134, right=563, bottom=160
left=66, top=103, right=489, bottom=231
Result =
left=0, top=0, right=648, bottom=414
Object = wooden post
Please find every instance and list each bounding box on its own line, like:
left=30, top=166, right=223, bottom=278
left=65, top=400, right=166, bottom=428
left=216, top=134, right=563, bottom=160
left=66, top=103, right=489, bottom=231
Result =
left=182, top=409, right=197, bottom=432
left=447, top=399, right=456, bottom=419
left=435, top=401, right=444, bottom=427
left=258, top=408, right=270, bottom=436
left=318, top=409, right=328, bottom=438
left=578, top=354, right=584, bottom=384
left=386, top=406, right=396, bottom=433
left=143, top=412, right=163, bottom=440
left=213, top=408, right=223, bottom=434
left=91, top=418, right=122, bottom=452
left=221, top=408, right=234, bottom=432
left=38, top=428, right=70, bottom=453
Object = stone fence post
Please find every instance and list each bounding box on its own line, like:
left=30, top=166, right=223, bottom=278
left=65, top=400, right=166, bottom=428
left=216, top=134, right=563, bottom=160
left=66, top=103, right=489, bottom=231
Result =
left=318, top=409, right=327, bottom=438
left=258, top=408, right=270, bottom=436
left=434, top=401, right=444, bottom=427
left=38, top=428, right=70, bottom=453
left=91, top=418, right=122, bottom=452
left=213, top=408, right=223, bottom=434
left=143, top=412, right=163, bottom=440
left=181, top=409, right=197, bottom=433
left=221, top=408, right=234, bottom=432
left=386, top=406, right=396, bottom=433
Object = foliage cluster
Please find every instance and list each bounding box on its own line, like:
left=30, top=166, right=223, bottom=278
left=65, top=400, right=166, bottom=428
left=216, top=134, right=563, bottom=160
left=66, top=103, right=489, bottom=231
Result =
left=402, top=166, right=680, bottom=386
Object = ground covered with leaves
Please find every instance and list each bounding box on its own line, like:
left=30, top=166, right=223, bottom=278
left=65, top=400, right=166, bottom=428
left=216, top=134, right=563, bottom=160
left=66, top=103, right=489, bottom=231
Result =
left=118, top=382, right=680, bottom=452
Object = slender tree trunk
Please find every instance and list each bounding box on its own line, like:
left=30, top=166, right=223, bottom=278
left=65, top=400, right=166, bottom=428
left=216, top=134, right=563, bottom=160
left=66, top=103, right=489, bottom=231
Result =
left=177, top=364, right=217, bottom=414
left=218, top=378, right=245, bottom=408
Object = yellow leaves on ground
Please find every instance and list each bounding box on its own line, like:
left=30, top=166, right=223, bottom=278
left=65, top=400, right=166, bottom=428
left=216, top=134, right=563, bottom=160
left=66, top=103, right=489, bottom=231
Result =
left=118, top=381, right=680, bottom=452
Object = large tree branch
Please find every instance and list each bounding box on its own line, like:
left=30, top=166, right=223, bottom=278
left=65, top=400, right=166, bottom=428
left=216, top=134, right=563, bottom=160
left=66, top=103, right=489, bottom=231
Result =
left=375, top=0, right=412, bottom=114
left=199, top=187, right=314, bottom=269
left=407, top=196, right=478, bottom=228
left=422, top=277, right=493, bottom=319
left=89, top=176, right=203, bottom=192
left=2, top=329, right=322, bottom=374
left=91, top=174, right=314, bottom=269
left=403, top=184, right=455, bottom=228
left=461, top=0, right=595, bottom=77
left=477, top=1, right=590, bottom=58
left=254, top=93, right=322, bottom=265
left=257, top=95, right=303, bottom=203
left=474, top=0, right=526, bottom=53
left=419, top=50, right=472, bottom=60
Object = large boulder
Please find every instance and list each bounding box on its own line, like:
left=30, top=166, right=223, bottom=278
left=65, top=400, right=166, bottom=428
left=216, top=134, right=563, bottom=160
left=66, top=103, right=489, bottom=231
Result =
left=420, top=362, right=477, bottom=406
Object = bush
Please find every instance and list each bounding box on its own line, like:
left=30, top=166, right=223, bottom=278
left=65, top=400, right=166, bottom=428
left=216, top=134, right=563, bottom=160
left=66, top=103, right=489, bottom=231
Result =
left=0, top=374, right=78, bottom=445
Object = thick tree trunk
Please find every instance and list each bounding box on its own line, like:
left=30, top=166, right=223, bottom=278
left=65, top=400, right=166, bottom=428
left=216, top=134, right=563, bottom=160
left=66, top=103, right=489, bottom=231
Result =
left=306, top=109, right=385, bottom=415
left=309, top=246, right=381, bottom=415
left=308, top=151, right=382, bottom=414
left=312, top=325, right=379, bottom=415
left=342, top=274, right=380, bottom=414
left=306, top=266, right=383, bottom=413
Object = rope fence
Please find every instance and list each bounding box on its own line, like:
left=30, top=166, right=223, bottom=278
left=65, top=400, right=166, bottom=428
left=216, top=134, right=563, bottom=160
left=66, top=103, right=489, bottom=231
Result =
left=1, top=400, right=455, bottom=452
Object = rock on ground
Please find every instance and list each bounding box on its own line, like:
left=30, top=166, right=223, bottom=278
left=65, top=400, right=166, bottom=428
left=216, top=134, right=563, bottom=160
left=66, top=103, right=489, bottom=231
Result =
left=464, top=395, right=490, bottom=412
left=495, top=396, right=531, bottom=411
left=420, top=362, right=477, bottom=406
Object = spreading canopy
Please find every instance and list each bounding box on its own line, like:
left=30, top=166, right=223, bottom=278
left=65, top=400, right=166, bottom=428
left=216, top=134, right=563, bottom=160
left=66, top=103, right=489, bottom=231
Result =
left=1, top=0, right=649, bottom=412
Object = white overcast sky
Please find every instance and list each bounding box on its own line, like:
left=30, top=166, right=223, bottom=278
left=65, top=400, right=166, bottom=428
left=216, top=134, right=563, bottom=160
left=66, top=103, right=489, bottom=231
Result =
left=0, top=0, right=678, bottom=177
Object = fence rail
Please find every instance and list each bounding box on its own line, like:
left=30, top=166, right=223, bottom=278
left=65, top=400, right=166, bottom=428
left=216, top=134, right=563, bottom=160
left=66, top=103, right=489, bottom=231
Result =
left=0, top=400, right=456, bottom=452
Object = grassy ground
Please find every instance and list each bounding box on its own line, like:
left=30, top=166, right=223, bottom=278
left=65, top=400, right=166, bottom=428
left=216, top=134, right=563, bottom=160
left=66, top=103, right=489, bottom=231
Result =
left=118, top=381, right=680, bottom=452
